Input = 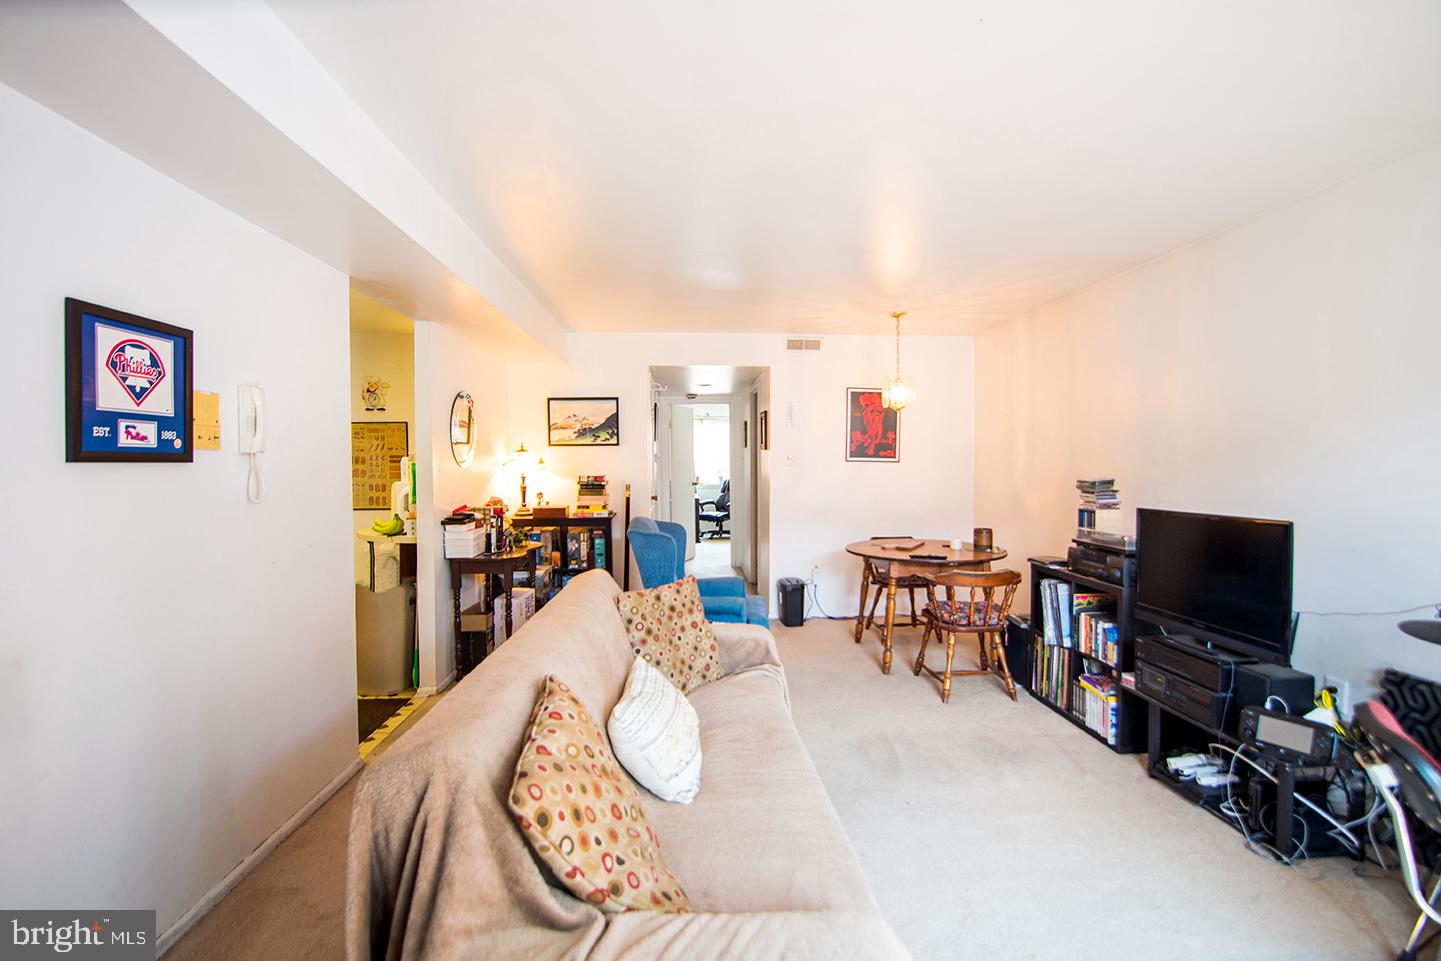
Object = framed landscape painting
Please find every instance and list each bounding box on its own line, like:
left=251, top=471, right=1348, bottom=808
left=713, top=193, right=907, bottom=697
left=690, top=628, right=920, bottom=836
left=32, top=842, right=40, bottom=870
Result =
left=548, top=396, right=619, bottom=446
left=845, top=388, right=898, bottom=462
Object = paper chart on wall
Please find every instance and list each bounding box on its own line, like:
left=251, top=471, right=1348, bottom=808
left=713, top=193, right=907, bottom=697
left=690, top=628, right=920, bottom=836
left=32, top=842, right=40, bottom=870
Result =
left=352, top=422, right=409, bottom=510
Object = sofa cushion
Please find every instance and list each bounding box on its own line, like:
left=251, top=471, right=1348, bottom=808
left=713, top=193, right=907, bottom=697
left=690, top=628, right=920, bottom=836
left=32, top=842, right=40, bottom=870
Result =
left=701, top=595, right=746, bottom=623
left=608, top=657, right=703, bottom=804
left=744, top=594, right=770, bottom=625
left=614, top=576, right=722, bottom=694
left=509, top=675, right=691, bottom=913
left=640, top=668, right=882, bottom=917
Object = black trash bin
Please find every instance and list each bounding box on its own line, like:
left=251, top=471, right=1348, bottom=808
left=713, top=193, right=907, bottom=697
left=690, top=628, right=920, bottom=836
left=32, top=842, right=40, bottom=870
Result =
left=777, top=577, right=806, bottom=627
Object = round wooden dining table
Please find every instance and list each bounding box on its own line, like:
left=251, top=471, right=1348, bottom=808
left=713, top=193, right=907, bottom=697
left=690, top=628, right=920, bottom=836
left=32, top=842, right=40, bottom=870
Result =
left=845, top=539, right=1009, bottom=674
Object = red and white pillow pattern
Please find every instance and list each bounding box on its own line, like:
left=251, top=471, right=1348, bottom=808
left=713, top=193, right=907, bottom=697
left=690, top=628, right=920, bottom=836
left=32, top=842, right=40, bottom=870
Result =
left=508, top=676, right=690, bottom=913
left=613, top=576, right=722, bottom=695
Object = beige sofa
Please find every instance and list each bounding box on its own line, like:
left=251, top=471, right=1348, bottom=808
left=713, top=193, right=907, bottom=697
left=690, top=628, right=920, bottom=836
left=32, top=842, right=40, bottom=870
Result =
left=346, top=570, right=911, bottom=961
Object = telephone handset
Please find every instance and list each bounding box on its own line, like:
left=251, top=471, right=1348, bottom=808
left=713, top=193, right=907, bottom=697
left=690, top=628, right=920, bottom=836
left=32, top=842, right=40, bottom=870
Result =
left=238, top=384, right=266, bottom=453
left=238, top=384, right=266, bottom=503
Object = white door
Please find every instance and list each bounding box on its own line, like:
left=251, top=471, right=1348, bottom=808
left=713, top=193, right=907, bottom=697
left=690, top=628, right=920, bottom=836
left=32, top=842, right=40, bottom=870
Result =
left=669, top=405, right=697, bottom=562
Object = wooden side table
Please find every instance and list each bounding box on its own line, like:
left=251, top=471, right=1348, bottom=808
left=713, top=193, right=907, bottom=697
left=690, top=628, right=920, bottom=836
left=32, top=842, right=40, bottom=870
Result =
left=449, top=546, right=538, bottom=677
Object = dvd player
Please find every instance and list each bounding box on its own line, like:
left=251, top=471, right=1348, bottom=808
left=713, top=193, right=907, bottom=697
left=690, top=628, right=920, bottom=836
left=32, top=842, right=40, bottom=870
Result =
left=1137, top=663, right=1231, bottom=731
left=1066, top=541, right=1134, bottom=587
left=1134, top=632, right=1253, bottom=692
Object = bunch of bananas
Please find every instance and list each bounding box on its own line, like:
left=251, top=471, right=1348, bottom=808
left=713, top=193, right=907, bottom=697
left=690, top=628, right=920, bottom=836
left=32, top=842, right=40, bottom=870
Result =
left=371, top=514, right=405, bottom=536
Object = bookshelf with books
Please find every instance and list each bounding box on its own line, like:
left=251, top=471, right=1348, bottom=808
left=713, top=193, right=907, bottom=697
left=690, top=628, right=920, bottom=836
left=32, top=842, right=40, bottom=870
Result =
left=511, top=511, right=616, bottom=584
left=1025, top=557, right=1146, bottom=753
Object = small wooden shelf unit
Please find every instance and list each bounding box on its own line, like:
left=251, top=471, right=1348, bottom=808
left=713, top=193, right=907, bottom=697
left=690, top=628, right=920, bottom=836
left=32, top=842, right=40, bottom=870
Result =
left=1021, top=559, right=1147, bottom=754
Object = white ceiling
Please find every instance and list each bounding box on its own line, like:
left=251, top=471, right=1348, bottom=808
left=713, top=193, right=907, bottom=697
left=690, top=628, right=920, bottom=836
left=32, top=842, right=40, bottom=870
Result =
left=269, top=0, right=1441, bottom=335
left=651, top=365, right=767, bottom=397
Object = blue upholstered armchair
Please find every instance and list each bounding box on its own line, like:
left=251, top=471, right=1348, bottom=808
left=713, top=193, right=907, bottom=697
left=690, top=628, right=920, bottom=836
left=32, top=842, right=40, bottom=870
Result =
left=628, top=517, right=768, bottom=625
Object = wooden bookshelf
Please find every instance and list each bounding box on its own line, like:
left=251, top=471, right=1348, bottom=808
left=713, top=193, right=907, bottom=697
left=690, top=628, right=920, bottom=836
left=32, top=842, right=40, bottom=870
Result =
left=1022, top=558, right=1146, bottom=754
left=511, top=512, right=616, bottom=584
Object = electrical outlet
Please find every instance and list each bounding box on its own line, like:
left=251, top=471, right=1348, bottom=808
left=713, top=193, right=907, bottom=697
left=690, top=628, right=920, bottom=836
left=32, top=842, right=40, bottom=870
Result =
left=1322, top=674, right=1351, bottom=715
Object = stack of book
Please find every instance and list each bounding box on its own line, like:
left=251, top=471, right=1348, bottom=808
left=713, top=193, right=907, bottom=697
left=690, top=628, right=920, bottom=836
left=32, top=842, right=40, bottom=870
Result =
left=1073, top=592, right=1119, bottom=667
left=1031, top=636, right=1071, bottom=712
left=1037, top=577, right=1073, bottom=646
left=1077, top=610, right=1120, bottom=667
left=1039, top=579, right=1119, bottom=661
left=576, top=475, right=609, bottom=514
left=1072, top=673, right=1119, bottom=744
left=442, top=517, right=484, bottom=559
left=562, top=529, right=606, bottom=573
left=1076, top=477, right=1121, bottom=531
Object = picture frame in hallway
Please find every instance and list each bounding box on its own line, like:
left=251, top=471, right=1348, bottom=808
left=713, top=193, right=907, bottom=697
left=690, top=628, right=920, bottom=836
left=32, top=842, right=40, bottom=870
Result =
left=64, top=297, right=194, bottom=462
left=548, top=397, right=619, bottom=446
left=759, top=410, right=769, bottom=450
left=845, top=388, right=899, bottom=462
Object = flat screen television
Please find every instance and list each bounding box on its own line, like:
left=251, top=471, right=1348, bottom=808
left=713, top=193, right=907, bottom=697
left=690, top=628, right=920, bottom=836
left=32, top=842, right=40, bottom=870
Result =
left=1135, top=508, right=1295, bottom=663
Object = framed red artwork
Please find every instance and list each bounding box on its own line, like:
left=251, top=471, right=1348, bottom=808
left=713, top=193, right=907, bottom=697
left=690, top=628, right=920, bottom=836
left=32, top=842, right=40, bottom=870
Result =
left=846, top=388, right=899, bottom=462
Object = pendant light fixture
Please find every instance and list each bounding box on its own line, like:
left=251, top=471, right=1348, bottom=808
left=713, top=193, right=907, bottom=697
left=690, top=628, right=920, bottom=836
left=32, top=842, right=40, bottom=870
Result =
left=881, top=310, right=915, bottom=411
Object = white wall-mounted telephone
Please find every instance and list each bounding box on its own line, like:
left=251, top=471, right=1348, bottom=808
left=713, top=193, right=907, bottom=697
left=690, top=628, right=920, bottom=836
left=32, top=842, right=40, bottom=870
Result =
left=238, top=383, right=266, bottom=453
left=238, top=384, right=266, bottom=503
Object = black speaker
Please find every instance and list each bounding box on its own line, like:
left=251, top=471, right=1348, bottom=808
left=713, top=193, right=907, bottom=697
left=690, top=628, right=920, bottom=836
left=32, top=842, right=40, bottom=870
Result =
left=1233, top=662, right=1315, bottom=721
left=777, top=577, right=806, bottom=627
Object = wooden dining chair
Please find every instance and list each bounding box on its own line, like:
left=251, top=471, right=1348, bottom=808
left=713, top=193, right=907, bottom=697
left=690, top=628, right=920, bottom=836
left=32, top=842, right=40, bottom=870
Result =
left=914, top=569, right=1022, bottom=703
left=856, top=536, right=927, bottom=638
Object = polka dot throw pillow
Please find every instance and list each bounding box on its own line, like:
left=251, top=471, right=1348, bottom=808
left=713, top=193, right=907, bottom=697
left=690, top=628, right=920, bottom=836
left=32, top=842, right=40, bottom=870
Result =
left=509, top=676, right=691, bottom=913
left=613, top=576, right=722, bottom=695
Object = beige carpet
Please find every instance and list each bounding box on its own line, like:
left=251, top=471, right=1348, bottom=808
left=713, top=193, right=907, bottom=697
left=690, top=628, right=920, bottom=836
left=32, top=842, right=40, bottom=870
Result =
left=688, top=538, right=749, bottom=582
left=166, top=619, right=1431, bottom=961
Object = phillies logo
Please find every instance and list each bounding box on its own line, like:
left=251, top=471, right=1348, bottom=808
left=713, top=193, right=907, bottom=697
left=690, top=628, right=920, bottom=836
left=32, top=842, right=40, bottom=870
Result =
left=106, top=339, right=167, bottom=406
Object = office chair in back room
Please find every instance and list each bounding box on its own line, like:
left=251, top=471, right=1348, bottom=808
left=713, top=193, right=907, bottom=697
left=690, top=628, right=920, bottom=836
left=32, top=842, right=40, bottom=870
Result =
left=696, top=480, right=731, bottom=539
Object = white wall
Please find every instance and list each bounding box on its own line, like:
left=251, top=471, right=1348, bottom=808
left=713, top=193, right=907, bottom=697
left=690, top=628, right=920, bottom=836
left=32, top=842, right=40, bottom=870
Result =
left=412, top=320, right=511, bottom=691
left=975, top=142, right=1441, bottom=704
left=0, top=84, right=356, bottom=934
left=506, top=332, right=977, bottom=616
left=350, top=328, right=415, bottom=582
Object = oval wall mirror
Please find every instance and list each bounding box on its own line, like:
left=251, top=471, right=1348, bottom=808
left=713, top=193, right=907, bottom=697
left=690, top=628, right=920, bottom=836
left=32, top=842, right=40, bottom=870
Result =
left=450, top=391, right=475, bottom=467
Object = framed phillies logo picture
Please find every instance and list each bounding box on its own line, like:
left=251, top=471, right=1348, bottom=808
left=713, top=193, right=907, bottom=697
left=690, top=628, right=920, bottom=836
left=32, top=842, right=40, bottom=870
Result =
left=65, top=298, right=194, bottom=462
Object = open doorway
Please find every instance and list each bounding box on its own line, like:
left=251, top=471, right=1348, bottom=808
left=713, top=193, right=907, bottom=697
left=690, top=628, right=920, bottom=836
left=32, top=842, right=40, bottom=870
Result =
left=349, top=290, right=422, bottom=757
left=649, top=366, right=766, bottom=592
left=686, top=403, right=733, bottom=578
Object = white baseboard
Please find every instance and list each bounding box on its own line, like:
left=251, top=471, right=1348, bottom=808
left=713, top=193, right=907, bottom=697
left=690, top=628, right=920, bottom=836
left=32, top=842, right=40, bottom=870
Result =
left=156, top=758, right=363, bottom=956
left=417, top=669, right=456, bottom=697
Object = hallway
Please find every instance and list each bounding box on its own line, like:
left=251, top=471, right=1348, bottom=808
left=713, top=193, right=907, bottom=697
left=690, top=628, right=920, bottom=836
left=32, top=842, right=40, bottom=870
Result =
left=688, top=537, right=750, bottom=589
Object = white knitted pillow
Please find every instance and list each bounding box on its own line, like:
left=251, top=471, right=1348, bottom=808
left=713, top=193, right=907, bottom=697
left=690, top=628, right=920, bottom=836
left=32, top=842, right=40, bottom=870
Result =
left=607, top=656, right=703, bottom=804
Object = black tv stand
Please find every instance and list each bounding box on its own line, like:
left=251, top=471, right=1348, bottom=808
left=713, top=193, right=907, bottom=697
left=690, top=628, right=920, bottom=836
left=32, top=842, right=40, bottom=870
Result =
left=1135, top=683, right=1352, bottom=859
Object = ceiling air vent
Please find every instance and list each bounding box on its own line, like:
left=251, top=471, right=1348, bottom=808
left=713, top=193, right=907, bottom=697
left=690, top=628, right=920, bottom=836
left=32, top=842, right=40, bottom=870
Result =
left=785, top=337, right=822, bottom=351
